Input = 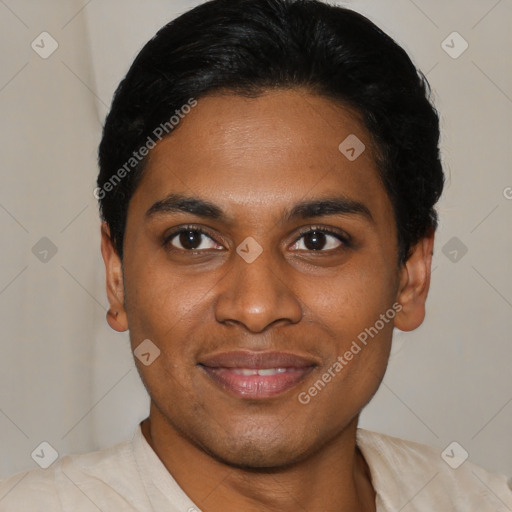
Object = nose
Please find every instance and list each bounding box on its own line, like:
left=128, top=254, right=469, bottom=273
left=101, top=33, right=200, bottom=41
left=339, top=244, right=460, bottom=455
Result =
left=214, top=246, right=303, bottom=333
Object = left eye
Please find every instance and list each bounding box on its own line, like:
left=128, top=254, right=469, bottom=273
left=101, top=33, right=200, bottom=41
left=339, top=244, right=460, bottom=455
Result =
left=291, top=230, right=344, bottom=251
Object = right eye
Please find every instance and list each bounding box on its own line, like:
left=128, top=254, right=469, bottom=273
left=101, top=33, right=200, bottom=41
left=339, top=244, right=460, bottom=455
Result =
left=163, top=227, right=223, bottom=252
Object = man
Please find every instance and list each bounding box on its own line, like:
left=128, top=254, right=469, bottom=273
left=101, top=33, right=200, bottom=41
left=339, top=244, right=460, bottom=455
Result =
left=1, top=0, right=511, bottom=510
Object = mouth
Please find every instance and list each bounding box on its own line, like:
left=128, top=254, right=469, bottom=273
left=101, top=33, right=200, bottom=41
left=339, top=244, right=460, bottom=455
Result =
left=198, top=351, right=317, bottom=399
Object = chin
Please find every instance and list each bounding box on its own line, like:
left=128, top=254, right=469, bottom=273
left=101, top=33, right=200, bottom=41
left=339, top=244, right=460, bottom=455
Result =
left=207, top=441, right=307, bottom=470
left=195, top=426, right=316, bottom=470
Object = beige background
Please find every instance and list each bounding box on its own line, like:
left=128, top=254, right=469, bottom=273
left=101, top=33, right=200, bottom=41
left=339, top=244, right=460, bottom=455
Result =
left=0, top=0, right=511, bottom=480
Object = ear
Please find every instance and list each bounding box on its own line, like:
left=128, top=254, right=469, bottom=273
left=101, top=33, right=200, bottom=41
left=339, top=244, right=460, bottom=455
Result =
left=100, top=222, right=129, bottom=332
left=394, top=231, right=435, bottom=332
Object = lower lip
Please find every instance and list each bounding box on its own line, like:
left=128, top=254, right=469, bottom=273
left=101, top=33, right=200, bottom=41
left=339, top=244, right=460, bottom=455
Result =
left=201, top=366, right=314, bottom=399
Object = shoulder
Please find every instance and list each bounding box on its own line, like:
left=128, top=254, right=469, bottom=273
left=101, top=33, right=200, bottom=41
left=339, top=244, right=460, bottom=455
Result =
left=0, top=466, right=64, bottom=511
left=0, top=438, right=142, bottom=512
left=357, top=428, right=512, bottom=512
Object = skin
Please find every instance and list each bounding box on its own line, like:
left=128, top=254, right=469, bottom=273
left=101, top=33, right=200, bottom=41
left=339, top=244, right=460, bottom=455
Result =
left=101, top=89, right=434, bottom=512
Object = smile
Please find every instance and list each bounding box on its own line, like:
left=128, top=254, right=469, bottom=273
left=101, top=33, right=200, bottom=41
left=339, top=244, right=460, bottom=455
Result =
left=198, top=351, right=317, bottom=399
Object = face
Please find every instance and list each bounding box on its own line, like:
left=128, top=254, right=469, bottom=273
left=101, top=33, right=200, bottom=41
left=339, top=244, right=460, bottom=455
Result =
left=102, top=89, right=433, bottom=468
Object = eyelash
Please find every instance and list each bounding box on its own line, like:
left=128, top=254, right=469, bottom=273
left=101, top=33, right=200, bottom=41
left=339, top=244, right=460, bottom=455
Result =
left=162, top=224, right=219, bottom=251
left=294, top=226, right=351, bottom=249
left=162, top=224, right=351, bottom=252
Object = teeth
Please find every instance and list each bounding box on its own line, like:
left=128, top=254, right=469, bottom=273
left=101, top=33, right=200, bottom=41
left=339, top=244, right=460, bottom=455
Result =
left=234, top=369, right=259, bottom=376
left=232, top=368, right=288, bottom=376
left=257, top=368, right=287, bottom=376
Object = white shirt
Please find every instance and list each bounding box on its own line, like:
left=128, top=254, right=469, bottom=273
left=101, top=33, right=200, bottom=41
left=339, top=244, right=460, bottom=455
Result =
left=1, top=424, right=511, bottom=511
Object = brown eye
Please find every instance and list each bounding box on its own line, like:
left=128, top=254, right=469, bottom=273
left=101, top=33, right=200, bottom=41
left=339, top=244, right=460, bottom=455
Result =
left=291, top=229, right=345, bottom=252
left=164, top=227, right=223, bottom=252
left=177, top=230, right=203, bottom=250
left=303, top=230, right=327, bottom=250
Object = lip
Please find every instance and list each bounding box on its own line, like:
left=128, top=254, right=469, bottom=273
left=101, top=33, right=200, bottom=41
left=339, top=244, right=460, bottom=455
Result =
left=198, top=351, right=317, bottom=399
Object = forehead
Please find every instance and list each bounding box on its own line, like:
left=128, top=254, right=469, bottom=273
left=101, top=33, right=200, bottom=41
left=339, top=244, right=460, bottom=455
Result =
left=130, top=89, right=392, bottom=224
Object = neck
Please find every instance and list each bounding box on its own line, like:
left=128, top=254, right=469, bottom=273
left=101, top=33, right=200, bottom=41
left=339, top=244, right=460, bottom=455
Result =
left=141, top=406, right=376, bottom=512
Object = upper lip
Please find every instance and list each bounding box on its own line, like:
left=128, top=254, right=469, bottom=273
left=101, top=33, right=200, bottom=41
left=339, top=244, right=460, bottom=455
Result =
left=198, top=351, right=318, bottom=369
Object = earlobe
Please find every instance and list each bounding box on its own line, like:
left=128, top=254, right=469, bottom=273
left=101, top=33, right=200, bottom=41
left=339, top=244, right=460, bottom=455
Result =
left=100, top=222, right=129, bottom=332
left=106, top=308, right=128, bottom=332
left=394, top=232, right=435, bottom=332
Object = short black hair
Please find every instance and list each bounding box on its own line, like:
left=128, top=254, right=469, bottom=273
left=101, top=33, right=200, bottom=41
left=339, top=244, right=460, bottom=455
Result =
left=97, top=0, right=444, bottom=264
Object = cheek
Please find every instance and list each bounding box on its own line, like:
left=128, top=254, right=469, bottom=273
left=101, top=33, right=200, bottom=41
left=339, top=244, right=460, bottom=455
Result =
left=124, top=264, right=205, bottom=400
left=298, top=252, right=397, bottom=398
left=297, top=317, right=393, bottom=426
left=124, top=258, right=216, bottom=340
left=305, top=254, right=398, bottom=338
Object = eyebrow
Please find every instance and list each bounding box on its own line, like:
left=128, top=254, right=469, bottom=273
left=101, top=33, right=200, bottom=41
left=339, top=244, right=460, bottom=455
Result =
left=146, top=194, right=225, bottom=221
left=145, top=193, right=373, bottom=224
left=285, top=196, right=373, bottom=224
